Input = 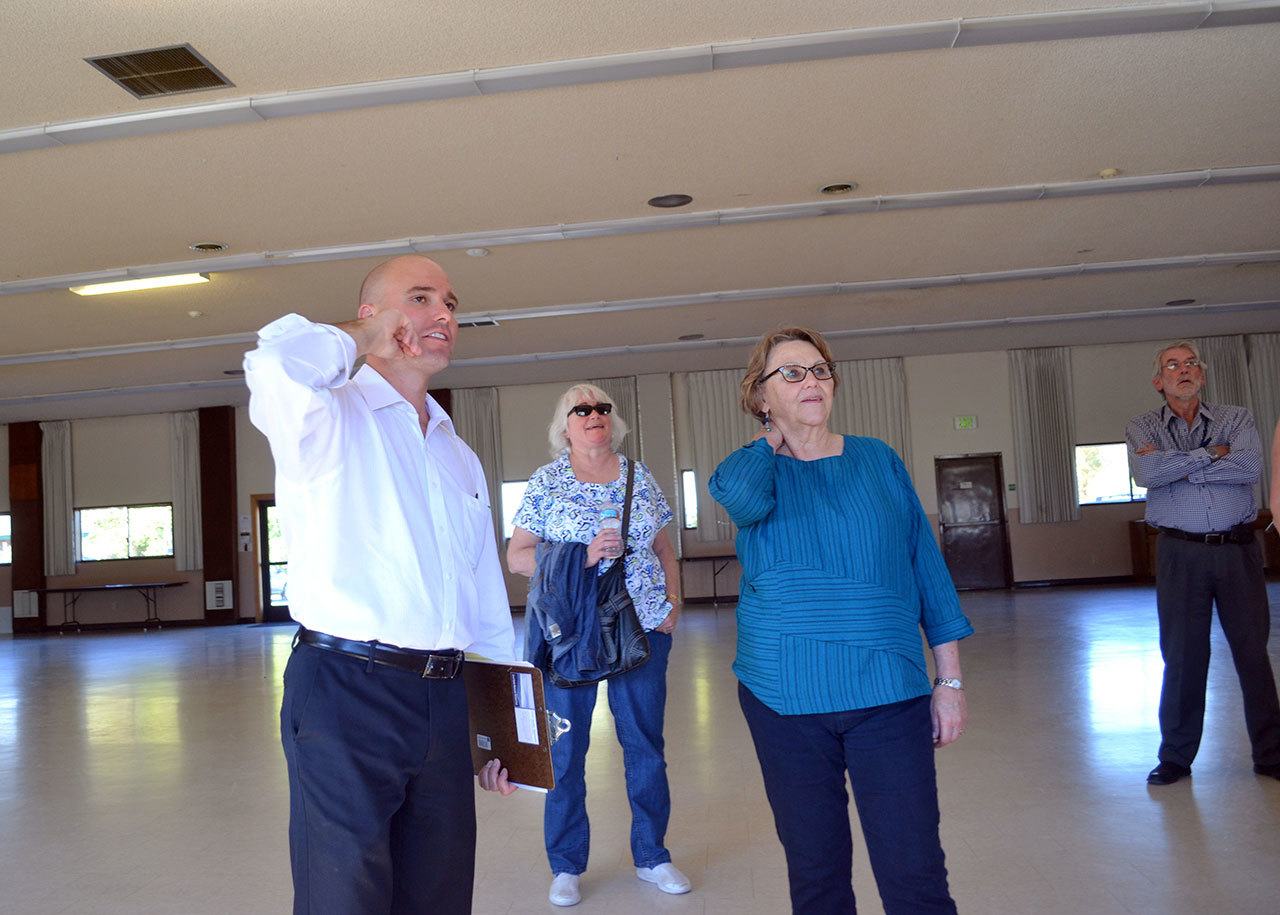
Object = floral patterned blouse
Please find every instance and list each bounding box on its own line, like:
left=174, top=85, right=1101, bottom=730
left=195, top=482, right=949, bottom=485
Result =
left=513, top=451, right=674, bottom=631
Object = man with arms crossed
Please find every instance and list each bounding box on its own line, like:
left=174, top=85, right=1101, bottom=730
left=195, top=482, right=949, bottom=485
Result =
left=1127, top=340, right=1280, bottom=786
left=245, top=255, right=517, bottom=913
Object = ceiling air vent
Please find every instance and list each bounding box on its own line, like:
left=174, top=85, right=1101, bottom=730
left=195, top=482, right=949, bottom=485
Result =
left=85, top=44, right=233, bottom=99
left=457, top=318, right=500, bottom=328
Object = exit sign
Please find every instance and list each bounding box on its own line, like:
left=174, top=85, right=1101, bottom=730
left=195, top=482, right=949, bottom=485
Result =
left=953, top=415, right=978, bottom=430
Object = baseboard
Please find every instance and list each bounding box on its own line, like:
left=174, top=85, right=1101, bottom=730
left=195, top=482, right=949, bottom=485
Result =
left=1015, top=575, right=1136, bottom=589
left=37, top=617, right=208, bottom=634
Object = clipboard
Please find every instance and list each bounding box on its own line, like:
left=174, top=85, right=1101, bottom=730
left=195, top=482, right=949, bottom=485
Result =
left=463, top=658, right=569, bottom=793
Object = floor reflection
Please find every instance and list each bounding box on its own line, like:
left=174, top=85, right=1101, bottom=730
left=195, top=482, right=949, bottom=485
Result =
left=0, top=583, right=1276, bottom=914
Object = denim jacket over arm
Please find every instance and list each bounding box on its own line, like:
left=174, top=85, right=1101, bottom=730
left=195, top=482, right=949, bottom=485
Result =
left=524, top=540, right=603, bottom=678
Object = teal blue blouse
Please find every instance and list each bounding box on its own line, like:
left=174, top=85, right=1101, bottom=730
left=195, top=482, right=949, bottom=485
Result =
left=709, top=436, right=973, bottom=715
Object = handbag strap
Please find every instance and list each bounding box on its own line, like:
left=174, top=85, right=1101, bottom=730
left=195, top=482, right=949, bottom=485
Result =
left=619, top=459, right=636, bottom=556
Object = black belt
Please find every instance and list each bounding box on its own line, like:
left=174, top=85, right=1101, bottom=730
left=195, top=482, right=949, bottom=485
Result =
left=296, top=628, right=464, bottom=679
left=1157, top=525, right=1255, bottom=546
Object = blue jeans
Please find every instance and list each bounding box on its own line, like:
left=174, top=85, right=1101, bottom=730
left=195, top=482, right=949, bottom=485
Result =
left=543, top=631, right=673, bottom=875
left=739, top=684, right=955, bottom=915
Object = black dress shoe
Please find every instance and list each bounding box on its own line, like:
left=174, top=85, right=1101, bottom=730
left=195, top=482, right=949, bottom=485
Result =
left=1254, top=762, right=1280, bottom=780
left=1147, top=762, right=1191, bottom=785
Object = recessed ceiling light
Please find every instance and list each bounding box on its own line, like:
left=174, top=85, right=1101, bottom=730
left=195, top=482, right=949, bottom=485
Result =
left=819, top=182, right=858, bottom=195
left=1098, top=167, right=1122, bottom=179
left=678, top=333, right=705, bottom=341
left=223, top=368, right=245, bottom=376
left=465, top=247, right=490, bottom=257
left=190, top=242, right=226, bottom=252
left=70, top=273, right=210, bottom=296
left=648, top=194, right=692, bottom=208
left=1165, top=298, right=1196, bottom=307
left=188, top=310, right=204, bottom=318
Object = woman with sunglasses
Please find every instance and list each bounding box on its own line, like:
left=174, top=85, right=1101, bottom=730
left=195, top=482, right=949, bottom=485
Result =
left=709, top=327, right=973, bottom=915
left=507, top=382, right=688, bottom=907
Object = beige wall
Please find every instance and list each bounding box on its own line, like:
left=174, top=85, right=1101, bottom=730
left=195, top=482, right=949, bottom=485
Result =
left=905, top=350, right=1017, bottom=516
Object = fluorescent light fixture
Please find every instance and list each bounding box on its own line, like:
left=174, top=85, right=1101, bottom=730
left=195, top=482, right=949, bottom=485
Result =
left=69, top=273, right=210, bottom=296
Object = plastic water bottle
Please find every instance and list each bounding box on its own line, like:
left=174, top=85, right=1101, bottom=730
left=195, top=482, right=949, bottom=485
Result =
left=599, top=503, right=623, bottom=558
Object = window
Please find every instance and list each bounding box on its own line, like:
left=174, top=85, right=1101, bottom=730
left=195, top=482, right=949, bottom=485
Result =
left=681, top=470, right=699, bottom=529
left=0, top=513, right=10, bottom=565
left=500, top=481, right=529, bottom=539
left=75, top=504, right=174, bottom=561
left=1075, top=444, right=1147, bottom=505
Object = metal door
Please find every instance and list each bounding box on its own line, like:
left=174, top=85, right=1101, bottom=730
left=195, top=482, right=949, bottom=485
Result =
left=934, top=453, right=1013, bottom=590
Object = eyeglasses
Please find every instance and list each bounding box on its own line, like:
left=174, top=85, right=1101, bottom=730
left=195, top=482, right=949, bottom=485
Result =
left=568, top=402, right=613, bottom=418
left=1162, top=358, right=1201, bottom=372
left=760, top=362, right=836, bottom=384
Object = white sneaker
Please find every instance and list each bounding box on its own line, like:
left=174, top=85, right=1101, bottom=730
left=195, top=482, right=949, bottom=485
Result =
left=549, top=873, right=581, bottom=907
left=636, top=862, right=691, bottom=895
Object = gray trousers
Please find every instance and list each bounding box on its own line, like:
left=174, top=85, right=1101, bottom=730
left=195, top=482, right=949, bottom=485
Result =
left=1155, top=534, right=1280, bottom=767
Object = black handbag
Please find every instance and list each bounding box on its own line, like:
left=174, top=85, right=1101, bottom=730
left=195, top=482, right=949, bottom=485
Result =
left=548, top=461, right=651, bottom=688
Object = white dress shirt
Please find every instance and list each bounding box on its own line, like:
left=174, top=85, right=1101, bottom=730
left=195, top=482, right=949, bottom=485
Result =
left=244, top=313, right=515, bottom=659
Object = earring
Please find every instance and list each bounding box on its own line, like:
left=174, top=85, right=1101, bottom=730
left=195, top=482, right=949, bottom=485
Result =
left=763, top=410, right=772, bottom=432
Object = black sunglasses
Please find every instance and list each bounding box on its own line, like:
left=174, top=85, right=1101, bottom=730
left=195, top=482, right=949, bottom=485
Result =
left=568, top=402, right=613, bottom=418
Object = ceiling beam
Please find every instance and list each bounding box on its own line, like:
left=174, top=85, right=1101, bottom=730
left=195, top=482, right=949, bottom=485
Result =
left=4, top=247, right=1276, bottom=366
left=3, top=165, right=1278, bottom=297
left=3, top=2, right=1278, bottom=154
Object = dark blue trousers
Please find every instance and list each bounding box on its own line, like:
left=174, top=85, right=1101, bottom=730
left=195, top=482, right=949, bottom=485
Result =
left=739, top=684, right=956, bottom=915
left=281, top=642, right=476, bottom=915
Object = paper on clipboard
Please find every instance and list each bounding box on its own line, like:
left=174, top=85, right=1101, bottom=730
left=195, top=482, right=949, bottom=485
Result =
left=463, top=656, right=561, bottom=792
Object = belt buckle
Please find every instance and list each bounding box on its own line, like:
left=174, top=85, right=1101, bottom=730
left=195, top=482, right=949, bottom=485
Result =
left=1205, top=533, right=1226, bottom=545
left=421, top=652, right=458, bottom=679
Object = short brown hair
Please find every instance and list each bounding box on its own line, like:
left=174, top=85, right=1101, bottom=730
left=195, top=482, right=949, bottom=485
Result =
left=739, top=327, right=838, bottom=421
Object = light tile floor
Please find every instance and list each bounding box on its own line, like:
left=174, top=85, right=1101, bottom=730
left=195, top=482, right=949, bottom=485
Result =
left=1, top=583, right=1279, bottom=914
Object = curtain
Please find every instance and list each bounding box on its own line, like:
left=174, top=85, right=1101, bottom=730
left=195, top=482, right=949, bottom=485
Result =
left=451, top=387, right=504, bottom=541
left=170, top=411, right=203, bottom=571
left=1195, top=334, right=1251, bottom=408
left=40, top=420, right=75, bottom=576
left=830, top=357, right=913, bottom=472
left=1246, top=333, right=1280, bottom=507
left=587, top=376, right=639, bottom=460
left=1009, top=347, right=1080, bottom=524
left=683, top=368, right=758, bottom=543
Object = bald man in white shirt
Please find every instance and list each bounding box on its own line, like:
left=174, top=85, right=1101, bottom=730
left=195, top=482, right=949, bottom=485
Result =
left=245, top=255, right=517, bottom=915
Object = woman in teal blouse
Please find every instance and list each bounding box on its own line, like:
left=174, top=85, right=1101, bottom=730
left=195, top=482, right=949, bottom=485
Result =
left=709, top=327, right=973, bottom=915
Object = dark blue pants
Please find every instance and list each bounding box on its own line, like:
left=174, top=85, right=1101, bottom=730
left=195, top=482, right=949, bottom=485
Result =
left=281, top=642, right=477, bottom=915
left=739, top=684, right=956, bottom=915
left=1155, top=535, right=1280, bottom=767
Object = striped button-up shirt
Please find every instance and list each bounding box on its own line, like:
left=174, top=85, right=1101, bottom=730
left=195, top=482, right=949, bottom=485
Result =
left=1125, top=400, right=1262, bottom=533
